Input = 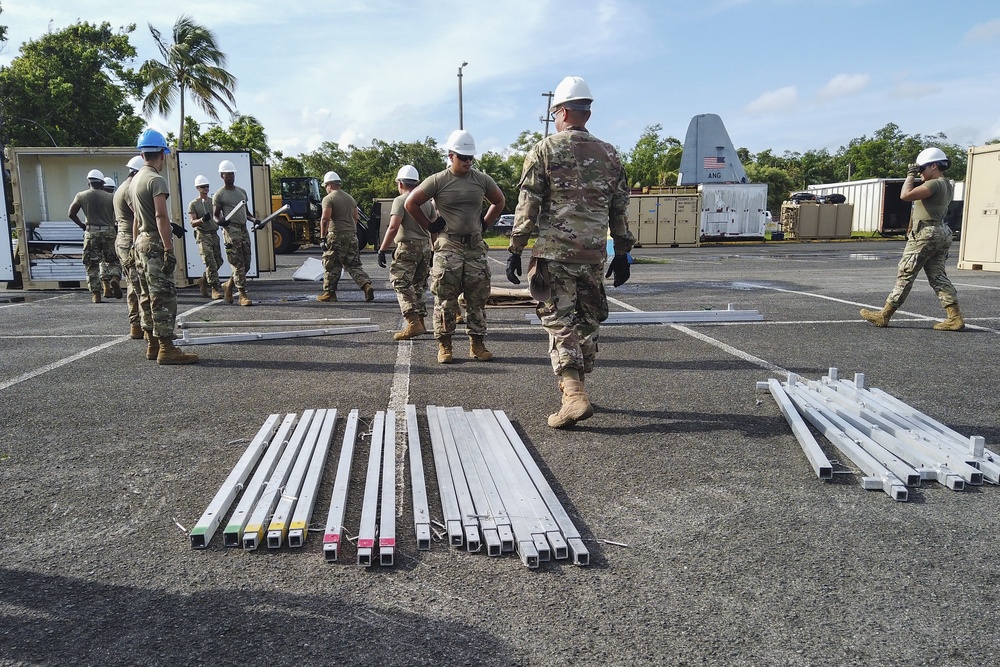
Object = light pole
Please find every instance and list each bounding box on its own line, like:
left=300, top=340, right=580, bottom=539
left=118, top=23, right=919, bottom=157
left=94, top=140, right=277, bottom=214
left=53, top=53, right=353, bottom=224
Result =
left=539, top=91, right=554, bottom=138
left=457, top=61, right=468, bottom=130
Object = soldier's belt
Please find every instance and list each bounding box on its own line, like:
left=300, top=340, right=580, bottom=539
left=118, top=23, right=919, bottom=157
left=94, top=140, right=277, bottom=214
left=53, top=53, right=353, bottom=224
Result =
left=440, top=231, right=482, bottom=245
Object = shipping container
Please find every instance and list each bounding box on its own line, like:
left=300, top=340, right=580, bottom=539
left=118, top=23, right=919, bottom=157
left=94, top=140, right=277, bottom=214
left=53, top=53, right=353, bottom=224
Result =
left=807, top=178, right=912, bottom=235
left=627, top=190, right=700, bottom=247
left=957, top=143, right=1000, bottom=272
left=698, top=183, right=767, bottom=240
left=1, top=164, right=13, bottom=283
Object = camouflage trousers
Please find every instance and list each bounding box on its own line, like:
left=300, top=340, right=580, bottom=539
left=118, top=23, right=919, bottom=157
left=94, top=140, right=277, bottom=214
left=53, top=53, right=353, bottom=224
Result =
left=322, top=231, right=372, bottom=294
left=115, top=232, right=141, bottom=326
left=82, top=227, right=121, bottom=293
left=534, top=260, right=609, bottom=376
left=430, top=237, right=490, bottom=338
left=196, top=230, right=224, bottom=288
left=389, top=239, right=432, bottom=318
left=223, top=230, right=252, bottom=291
left=134, top=232, right=178, bottom=338
left=887, top=223, right=958, bottom=308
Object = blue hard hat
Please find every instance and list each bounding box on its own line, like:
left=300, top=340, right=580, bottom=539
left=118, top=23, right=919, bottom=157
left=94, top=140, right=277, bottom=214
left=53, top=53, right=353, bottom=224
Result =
left=136, top=128, right=171, bottom=154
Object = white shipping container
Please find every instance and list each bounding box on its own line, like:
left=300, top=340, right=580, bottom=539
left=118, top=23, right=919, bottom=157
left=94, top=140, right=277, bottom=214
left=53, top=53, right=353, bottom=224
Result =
left=957, top=143, right=1000, bottom=271
left=698, top=183, right=767, bottom=239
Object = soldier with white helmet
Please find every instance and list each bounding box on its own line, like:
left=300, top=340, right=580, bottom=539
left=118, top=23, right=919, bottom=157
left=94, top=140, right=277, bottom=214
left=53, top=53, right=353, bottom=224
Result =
left=69, top=168, right=122, bottom=303
left=506, top=75, right=635, bottom=428
left=188, top=174, right=224, bottom=300
left=405, top=129, right=506, bottom=363
left=113, top=155, right=146, bottom=338
left=212, top=159, right=256, bottom=306
left=103, top=177, right=117, bottom=193
left=316, top=170, right=375, bottom=303
left=861, top=146, right=964, bottom=331
left=130, top=128, right=198, bottom=364
left=377, top=164, right=436, bottom=339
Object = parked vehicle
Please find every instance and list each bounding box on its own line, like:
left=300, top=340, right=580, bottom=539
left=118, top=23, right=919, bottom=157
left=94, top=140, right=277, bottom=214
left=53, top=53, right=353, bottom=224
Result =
left=493, top=214, right=515, bottom=235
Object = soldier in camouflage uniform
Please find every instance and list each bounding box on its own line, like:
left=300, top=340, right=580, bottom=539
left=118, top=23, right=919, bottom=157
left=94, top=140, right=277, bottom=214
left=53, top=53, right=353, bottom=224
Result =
left=69, top=169, right=122, bottom=303
left=130, top=129, right=198, bottom=365
left=405, top=129, right=506, bottom=363
left=189, top=175, right=224, bottom=300
left=378, top=165, right=435, bottom=340
left=506, top=76, right=634, bottom=428
left=113, top=156, right=144, bottom=338
left=213, top=160, right=256, bottom=307
left=317, top=171, right=375, bottom=303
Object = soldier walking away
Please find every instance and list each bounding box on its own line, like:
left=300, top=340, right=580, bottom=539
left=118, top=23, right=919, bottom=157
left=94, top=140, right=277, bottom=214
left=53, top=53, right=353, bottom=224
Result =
left=378, top=165, right=435, bottom=340
left=130, top=129, right=198, bottom=365
left=189, top=174, right=224, bottom=300
left=69, top=169, right=122, bottom=303
left=405, top=129, right=506, bottom=363
left=506, top=76, right=635, bottom=428
left=114, top=156, right=145, bottom=338
left=317, top=171, right=375, bottom=303
left=213, top=160, right=257, bottom=306
left=860, top=147, right=964, bottom=331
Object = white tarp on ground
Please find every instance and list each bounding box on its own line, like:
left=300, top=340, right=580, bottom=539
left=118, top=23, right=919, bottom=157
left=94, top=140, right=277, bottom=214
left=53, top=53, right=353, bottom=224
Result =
left=292, top=257, right=324, bottom=281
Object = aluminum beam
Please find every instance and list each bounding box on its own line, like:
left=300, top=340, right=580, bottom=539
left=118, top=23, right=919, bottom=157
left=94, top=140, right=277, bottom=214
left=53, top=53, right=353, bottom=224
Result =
left=190, top=414, right=282, bottom=549
left=357, top=412, right=385, bottom=566
left=760, top=379, right=834, bottom=480
left=431, top=406, right=481, bottom=552
left=179, top=318, right=371, bottom=329
left=405, top=405, right=432, bottom=551
left=222, top=414, right=297, bottom=547
left=426, top=405, right=464, bottom=546
left=526, top=306, right=762, bottom=325
left=322, top=409, right=360, bottom=562
left=243, top=410, right=320, bottom=550
left=379, top=410, right=397, bottom=566
left=176, top=324, right=379, bottom=346
left=288, top=409, right=338, bottom=547
left=266, top=409, right=328, bottom=548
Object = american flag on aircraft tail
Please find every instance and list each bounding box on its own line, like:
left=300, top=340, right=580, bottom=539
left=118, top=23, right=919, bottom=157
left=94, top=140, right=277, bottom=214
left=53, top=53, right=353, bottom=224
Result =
left=703, top=156, right=725, bottom=169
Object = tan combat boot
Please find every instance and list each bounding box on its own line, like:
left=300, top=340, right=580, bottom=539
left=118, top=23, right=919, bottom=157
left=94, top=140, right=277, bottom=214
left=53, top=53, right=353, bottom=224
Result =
left=362, top=283, right=375, bottom=302
left=157, top=337, right=199, bottom=365
left=198, top=276, right=209, bottom=298
left=211, top=284, right=224, bottom=300
left=223, top=277, right=234, bottom=304
left=317, top=291, right=337, bottom=302
left=91, top=291, right=102, bottom=304
left=238, top=289, right=253, bottom=307
left=144, top=330, right=160, bottom=360
left=110, top=278, right=123, bottom=299
left=933, top=303, right=965, bottom=331
left=393, top=313, right=426, bottom=341
left=547, top=372, right=594, bottom=429
left=101, top=280, right=113, bottom=298
left=437, top=337, right=453, bottom=364
left=129, top=323, right=143, bottom=340
left=469, top=334, right=494, bottom=361
left=860, top=302, right=897, bottom=327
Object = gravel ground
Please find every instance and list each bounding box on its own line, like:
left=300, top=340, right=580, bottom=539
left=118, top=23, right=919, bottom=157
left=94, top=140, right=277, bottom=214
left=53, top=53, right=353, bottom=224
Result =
left=2, top=240, right=1000, bottom=667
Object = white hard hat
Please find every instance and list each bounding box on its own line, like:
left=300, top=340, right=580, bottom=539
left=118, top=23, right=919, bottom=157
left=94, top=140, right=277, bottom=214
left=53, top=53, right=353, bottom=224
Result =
left=323, top=171, right=341, bottom=184
left=103, top=177, right=116, bottom=189
left=916, top=147, right=949, bottom=168
left=551, top=76, right=593, bottom=109
left=396, top=165, right=419, bottom=182
left=445, top=129, right=476, bottom=156
left=87, top=169, right=105, bottom=181
left=218, top=159, right=236, bottom=174
left=126, top=156, right=144, bottom=172
left=194, top=174, right=210, bottom=187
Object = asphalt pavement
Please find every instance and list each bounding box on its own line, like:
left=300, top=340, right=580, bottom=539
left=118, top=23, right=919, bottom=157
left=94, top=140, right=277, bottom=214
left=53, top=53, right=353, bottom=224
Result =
left=2, top=239, right=999, bottom=666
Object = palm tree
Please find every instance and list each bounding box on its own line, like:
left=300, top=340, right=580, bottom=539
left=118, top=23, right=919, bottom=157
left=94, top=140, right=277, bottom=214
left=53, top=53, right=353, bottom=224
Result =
left=140, top=15, right=237, bottom=150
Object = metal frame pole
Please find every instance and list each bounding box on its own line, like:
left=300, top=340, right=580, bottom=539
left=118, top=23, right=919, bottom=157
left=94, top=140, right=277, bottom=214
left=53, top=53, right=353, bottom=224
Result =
left=177, top=324, right=379, bottom=346
left=426, top=405, right=464, bottom=546
left=323, top=409, right=360, bottom=562
left=434, top=406, right=482, bottom=552
left=190, top=414, right=282, bottom=549
left=379, top=411, right=397, bottom=566
left=760, top=379, right=833, bottom=480
left=405, top=405, right=432, bottom=551
left=288, top=409, right=339, bottom=547
left=357, top=412, right=385, bottom=566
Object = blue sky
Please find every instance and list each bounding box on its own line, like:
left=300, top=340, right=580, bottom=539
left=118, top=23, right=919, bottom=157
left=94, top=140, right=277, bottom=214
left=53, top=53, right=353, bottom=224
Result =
left=2, top=0, right=999, bottom=160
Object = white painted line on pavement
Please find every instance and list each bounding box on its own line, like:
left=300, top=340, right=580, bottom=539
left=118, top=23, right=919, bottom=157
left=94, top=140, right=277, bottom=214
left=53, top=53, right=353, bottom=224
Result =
left=669, top=323, right=791, bottom=379
left=389, top=336, right=412, bottom=518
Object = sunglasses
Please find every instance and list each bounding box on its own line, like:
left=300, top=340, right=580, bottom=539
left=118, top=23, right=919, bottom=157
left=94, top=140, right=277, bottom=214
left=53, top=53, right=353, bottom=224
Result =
left=197, top=185, right=210, bottom=189
left=452, top=153, right=474, bottom=163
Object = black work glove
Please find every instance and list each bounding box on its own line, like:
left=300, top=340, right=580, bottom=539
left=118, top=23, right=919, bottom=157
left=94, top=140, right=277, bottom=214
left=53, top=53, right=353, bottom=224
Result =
left=480, top=215, right=488, bottom=232
left=162, top=248, right=176, bottom=275
left=428, top=216, right=446, bottom=233
left=201, top=213, right=211, bottom=224
left=219, top=218, right=230, bottom=228
left=170, top=223, right=185, bottom=238
left=907, top=163, right=921, bottom=176
left=320, top=239, right=328, bottom=252
left=605, top=254, right=630, bottom=287
left=505, top=252, right=522, bottom=284
left=378, top=250, right=388, bottom=268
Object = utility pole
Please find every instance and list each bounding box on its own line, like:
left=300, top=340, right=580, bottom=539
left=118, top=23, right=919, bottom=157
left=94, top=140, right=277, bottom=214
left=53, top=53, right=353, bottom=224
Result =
left=458, top=61, right=468, bottom=130
left=539, top=91, right=554, bottom=137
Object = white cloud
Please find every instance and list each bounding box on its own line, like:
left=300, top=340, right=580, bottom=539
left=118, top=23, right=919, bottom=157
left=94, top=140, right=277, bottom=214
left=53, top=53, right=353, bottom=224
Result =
left=745, top=86, right=799, bottom=114
left=817, top=73, right=870, bottom=101
left=964, top=18, right=1000, bottom=43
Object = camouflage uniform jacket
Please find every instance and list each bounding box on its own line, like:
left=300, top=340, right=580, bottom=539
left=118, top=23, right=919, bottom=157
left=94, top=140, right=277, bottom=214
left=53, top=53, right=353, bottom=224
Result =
left=510, top=127, right=634, bottom=263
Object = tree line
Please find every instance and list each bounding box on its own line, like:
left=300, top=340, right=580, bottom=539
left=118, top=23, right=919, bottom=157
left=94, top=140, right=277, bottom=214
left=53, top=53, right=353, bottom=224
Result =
left=1, top=12, right=993, bottom=218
